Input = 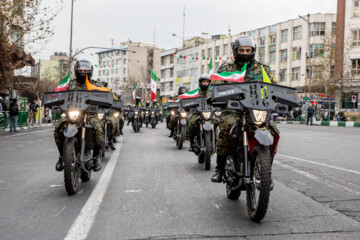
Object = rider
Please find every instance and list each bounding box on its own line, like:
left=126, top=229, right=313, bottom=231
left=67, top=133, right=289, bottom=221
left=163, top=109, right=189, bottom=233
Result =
left=54, top=60, right=105, bottom=172
left=145, top=100, right=151, bottom=108
left=188, top=74, right=211, bottom=152
left=151, top=99, right=161, bottom=122
left=115, top=91, right=125, bottom=135
left=166, top=94, right=175, bottom=128
left=168, top=86, right=188, bottom=137
left=209, top=36, right=277, bottom=184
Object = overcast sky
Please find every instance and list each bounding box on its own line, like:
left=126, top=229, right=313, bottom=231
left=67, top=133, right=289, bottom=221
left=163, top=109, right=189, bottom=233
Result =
left=36, top=0, right=338, bottom=76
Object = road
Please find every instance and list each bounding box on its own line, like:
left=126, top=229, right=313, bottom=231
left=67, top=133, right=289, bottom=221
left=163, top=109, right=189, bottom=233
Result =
left=0, top=124, right=360, bottom=239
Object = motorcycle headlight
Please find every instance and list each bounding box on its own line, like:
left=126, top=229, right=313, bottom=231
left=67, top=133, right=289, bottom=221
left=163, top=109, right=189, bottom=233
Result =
left=151, top=112, right=155, bottom=114
left=61, top=113, right=66, bottom=118
left=97, top=113, right=104, bottom=119
left=201, top=112, right=212, bottom=120
left=141, top=111, right=144, bottom=114
left=135, top=111, right=138, bottom=115
left=253, top=110, right=268, bottom=125
left=114, top=112, right=119, bottom=117
left=146, top=111, right=149, bottom=114
left=68, top=111, right=80, bottom=121
left=215, top=111, right=222, bottom=116
left=171, top=111, right=175, bottom=115
left=180, top=112, right=187, bottom=118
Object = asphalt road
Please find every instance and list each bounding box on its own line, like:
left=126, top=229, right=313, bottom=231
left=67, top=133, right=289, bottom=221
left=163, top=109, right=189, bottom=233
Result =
left=0, top=123, right=360, bottom=240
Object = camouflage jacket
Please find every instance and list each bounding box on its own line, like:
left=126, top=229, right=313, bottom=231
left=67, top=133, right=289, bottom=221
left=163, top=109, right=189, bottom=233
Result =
left=67, top=78, right=103, bottom=90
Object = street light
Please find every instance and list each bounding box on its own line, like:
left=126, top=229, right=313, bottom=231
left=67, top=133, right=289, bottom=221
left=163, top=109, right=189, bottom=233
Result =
left=299, top=14, right=312, bottom=102
left=172, top=33, right=184, bottom=47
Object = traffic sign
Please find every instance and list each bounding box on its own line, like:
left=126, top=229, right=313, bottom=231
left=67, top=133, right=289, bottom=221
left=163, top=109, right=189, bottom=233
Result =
left=314, top=94, right=317, bottom=99
left=352, top=95, right=357, bottom=103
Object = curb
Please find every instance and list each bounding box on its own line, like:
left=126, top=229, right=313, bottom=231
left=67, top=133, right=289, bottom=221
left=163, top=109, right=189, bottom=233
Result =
left=1, top=123, right=54, bottom=132
left=277, top=121, right=360, bottom=127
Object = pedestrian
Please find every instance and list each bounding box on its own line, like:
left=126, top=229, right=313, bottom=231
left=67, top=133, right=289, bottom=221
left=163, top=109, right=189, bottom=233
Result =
left=293, top=109, right=298, bottom=121
left=9, top=98, right=19, bottom=132
left=307, top=105, right=315, bottom=125
left=29, top=100, right=39, bottom=126
left=324, top=110, right=329, bottom=121
left=298, top=109, right=302, bottom=121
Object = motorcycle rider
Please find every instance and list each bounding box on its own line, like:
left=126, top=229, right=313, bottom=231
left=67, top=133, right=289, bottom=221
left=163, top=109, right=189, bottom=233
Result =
left=168, top=86, right=188, bottom=137
left=166, top=94, right=175, bottom=128
left=132, top=96, right=143, bottom=126
left=54, top=60, right=105, bottom=172
left=188, top=74, right=211, bottom=152
left=145, top=100, right=151, bottom=108
left=151, top=99, right=161, bottom=123
left=115, top=91, right=124, bottom=135
left=209, top=36, right=277, bottom=184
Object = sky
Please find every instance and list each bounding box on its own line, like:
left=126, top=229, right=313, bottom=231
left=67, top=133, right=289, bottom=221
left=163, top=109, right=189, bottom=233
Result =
left=35, top=0, right=338, bottom=77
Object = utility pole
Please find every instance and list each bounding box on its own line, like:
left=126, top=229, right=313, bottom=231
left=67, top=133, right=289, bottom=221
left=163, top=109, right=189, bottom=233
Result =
left=182, top=6, right=185, bottom=48
left=299, top=14, right=312, bottom=102
left=69, top=0, right=74, bottom=72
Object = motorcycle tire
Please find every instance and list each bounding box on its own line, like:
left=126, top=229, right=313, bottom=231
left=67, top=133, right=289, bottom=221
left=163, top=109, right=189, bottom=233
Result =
left=226, top=183, right=241, bottom=200
left=152, top=124, right=156, bottom=129
left=63, top=137, right=81, bottom=195
left=81, top=168, right=91, bottom=182
left=246, top=144, right=271, bottom=222
left=177, top=126, right=185, bottom=149
left=204, top=131, right=212, bottom=170
left=146, top=123, right=148, bottom=128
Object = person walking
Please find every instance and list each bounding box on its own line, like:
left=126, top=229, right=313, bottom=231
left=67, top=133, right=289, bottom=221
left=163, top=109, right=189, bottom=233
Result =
left=9, top=99, right=19, bottom=132
left=29, top=100, right=39, bottom=126
left=307, top=105, right=315, bottom=125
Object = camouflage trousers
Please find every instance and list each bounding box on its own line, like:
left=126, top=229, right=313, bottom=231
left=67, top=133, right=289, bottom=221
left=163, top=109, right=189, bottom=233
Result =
left=54, top=115, right=104, bottom=153
left=107, top=115, right=119, bottom=136
left=187, top=113, right=199, bottom=139
left=119, top=115, right=124, bottom=129
left=169, top=113, right=177, bottom=130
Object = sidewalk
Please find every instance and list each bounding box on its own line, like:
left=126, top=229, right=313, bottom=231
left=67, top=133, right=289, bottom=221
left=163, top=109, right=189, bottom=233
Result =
left=277, top=120, right=360, bottom=127
left=0, top=123, right=54, bottom=133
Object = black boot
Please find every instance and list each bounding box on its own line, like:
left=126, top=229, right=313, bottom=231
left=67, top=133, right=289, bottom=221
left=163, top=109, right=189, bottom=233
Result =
left=92, top=147, right=102, bottom=172
left=55, top=157, right=64, bottom=171
left=120, top=129, right=124, bottom=135
left=188, top=137, right=195, bottom=152
left=168, top=129, right=174, bottom=138
left=211, top=155, right=227, bottom=183
left=109, top=141, right=116, bottom=150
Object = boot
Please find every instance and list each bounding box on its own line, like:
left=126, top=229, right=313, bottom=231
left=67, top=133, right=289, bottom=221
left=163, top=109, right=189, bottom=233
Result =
left=188, top=137, right=195, bottom=152
left=109, top=141, right=116, bottom=151
left=120, top=129, right=124, bottom=135
left=55, top=157, right=64, bottom=171
left=168, top=129, right=174, bottom=138
left=211, top=155, right=227, bottom=183
left=92, top=147, right=102, bottom=172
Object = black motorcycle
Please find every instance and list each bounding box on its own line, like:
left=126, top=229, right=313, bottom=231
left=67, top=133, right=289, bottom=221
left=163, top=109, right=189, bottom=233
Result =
left=143, top=108, right=150, bottom=127
left=174, top=103, right=188, bottom=149
left=131, top=106, right=142, bottom=133
left=112, top=100, right=124, bottom=137
left=150, top=107, right=158, bottom=128
left=182, top=97, right=218, bottom=170
left=43, top=90, right=113, bottom=195
left=211, top=82, right=298, bottom=222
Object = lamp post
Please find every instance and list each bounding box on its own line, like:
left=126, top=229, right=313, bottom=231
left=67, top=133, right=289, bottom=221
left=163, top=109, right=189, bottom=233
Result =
left=299, top=14, right=312, bottom=102
left=69, top=0, right=75, bottom=72
left=172, top=33, right=184, bottom=48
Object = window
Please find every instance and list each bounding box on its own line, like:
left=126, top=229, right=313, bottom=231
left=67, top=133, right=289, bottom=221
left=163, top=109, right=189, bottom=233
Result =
left=270, top=25, right=277, bottom=33
left=170, top=82, right=173, bottom=91
left=215, top=46, right=220, bottom=57
left=352, top=59, right=360, bottom=75
left=270, top=51, right=276, bottom=64
left=201, top=49, right=205, bottom=58
left=249, top=30, right=255, bottom=39
left=124, top=59, right=127, bottom=64
left=310, top=22, right=325, bottom=36
left=208, top=48, right=212, bottom=57
left=330, top=65, right=335, bottom=78
left=99, top=71, right=102, bottom=76
left=123, top=51, right=127, bottom=55
left=279, top=69, right=287, bottom=82
left=111, top=69, right=114, bottom=74
left=354, top=0, right=360, bottom=17
left=116, top=68, right=119, bottom=74
left=161, top=57, right=165, bottom=65
left=292, top=67, right=301, bottom=80
left=332, top=22, right=336, bottom=36
left=170, top=68, right=174, bottom=77
left=353, top=30, right=360, bottom=46
left=280, top=49, right=287, bottom=62
left=293, top=26, right=302, bottom=40
left=310, top=44, right=324, bottom=57
left=103, top=70, right=106, bottom=75
left=107, top=69, right=110, bottom=75
left=107, top=60, right=110, bottom=66
left=223, top=44, right=228, bottom=55
left=281, top=29, right=288, bottom=42
left=161, top=70, right=165, bottom=79
left=292, top=47, right=301, bottom=60
left=259, top=53, right=265, bottom=63
left=111, top=59, right=115, bottom=65
left=123, top=77, right=126, bottom=82
left=307, top=65, right=324, bottom=79
left=201, top=65, right=205, bottom=74
left=116, top=59, right=120, bottom=65
left=260, top=37, right=266, bottom=46
left=123, top=68, right=126, bottom=74
left=259, top=28, right=266, bottom=37
left=270, top=34, right=276, bottom=45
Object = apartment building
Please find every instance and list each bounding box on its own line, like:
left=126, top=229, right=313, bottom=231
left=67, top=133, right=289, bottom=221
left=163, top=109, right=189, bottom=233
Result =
left=160, top=49, right=176, bottom=97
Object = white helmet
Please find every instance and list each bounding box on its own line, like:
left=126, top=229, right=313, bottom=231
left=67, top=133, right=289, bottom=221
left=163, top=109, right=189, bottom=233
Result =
left=98, top=77, right=108, bottom=87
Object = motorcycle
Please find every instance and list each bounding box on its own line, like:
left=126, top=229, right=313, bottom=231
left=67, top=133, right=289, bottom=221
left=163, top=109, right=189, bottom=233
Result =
left=174, top=101, right=188, bottom=149
left=182, top=97, right=218, bottom=170
left=143, top=108, right=150, bottom=127
left=211, top=82, right=298, bottom=222
left=131, top=106, right=142, bottom=133
left=43, top=90, right=113, bottom=195
left=112, top=100, right=124, bottom=138
left=150, top=107, right=158, bottom=128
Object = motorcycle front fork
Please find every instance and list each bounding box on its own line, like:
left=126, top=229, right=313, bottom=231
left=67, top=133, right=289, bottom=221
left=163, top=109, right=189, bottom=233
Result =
left=242, top=115, right=251, bottom=183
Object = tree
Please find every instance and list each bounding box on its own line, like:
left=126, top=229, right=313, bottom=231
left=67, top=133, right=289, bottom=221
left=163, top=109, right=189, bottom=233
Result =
left=0, top=0, right=62, bottom=92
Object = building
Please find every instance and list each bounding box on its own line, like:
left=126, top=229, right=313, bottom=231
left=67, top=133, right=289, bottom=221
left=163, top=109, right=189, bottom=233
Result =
left=335, top=0, right=360, bottom=111
left=159, top=49, right=176, bottom=97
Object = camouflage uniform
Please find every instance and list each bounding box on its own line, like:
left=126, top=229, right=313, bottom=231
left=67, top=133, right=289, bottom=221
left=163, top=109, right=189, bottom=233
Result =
left=169, top=98, right=180, bottom=130
left=210, top=60, right=277, bottom=156
left=187, top=89, right=207, bottom=139
left=53, top=79, right=105, bottom=152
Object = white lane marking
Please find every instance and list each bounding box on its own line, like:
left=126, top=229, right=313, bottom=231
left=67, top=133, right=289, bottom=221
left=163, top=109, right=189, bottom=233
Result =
left=277, top=154, right=360, bottom=176
left=274, top=161, right=360, bottom=196
left=50, top=184, right=63, bottom=188
left=53, top=206, right=66, bottom=217
left=64, top=137, right=123, bottom=240
left=0, top=128, right=53, bottom=139
left=125, top=190, right=142, bottom=193
left=303, top=137, right=312, bottom=139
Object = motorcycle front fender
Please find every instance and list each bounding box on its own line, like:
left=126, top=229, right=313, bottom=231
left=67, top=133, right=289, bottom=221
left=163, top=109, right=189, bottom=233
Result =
left=254, top=129, right=274, bottom=146
left=180, top=119, right=187, bottom=126
left=64, top=124, right=78, bottom=138
left=203, top=122, right=212, bottom=131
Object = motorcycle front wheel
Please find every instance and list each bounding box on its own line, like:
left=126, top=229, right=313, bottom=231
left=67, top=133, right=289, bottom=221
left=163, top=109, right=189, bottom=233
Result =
left=63, top=137, right=81, bottom=195
left=204, top=131, right=212, bottom=170
left=246, top=144, right=271, bottom=222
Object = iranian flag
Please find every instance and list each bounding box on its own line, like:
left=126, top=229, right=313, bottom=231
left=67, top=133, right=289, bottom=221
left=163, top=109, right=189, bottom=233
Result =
left=168, top=99, right=180, bottom=103
left=150, top=69, right=157, bottom=102
left=209, top=58, right=213, bottom=74
left=210, top=63, right=247, bottom=83
left=178, top=88, right=199, bottom=99
left=52, top=72, right=71, bottom=92
left=132, top=84, right=136, bottom=103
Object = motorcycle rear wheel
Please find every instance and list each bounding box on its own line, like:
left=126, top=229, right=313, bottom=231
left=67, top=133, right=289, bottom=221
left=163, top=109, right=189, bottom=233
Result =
left=204, top=131, right=212, bottom=170
left=246, top=144, right=271, bottom=222
left=63, top=137, right=81, bottom=195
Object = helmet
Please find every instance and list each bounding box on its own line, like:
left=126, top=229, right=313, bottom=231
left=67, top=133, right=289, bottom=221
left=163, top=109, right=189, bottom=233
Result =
left=115, top=91, right=121, bottom=99
left=198, top=74, right=211, bottom=91
left=135, top=96, right=141, bottom=104
left=75, top=60, right=93, bottom=83
left=169, top=94, right=174, bottom=100
left=145, top=100, right=150, bottom=106
left=232, top=36, right=256, bottom=63
left=98, top=77, right=108, bottom=87
left=153, top=99, right=157, bottom=104
left=178, top=85, right=188, bottom=95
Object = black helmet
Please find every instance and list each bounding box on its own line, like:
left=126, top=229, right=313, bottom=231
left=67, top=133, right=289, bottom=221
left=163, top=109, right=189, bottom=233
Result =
left=145, top=100, right=150, bottom=106
left=75, top=60, right=93, bottom=83
left=169, top=94, right=174, bottom=100
left=198, top=74, right=211, bottom=91
left=232, top=36, right=256, bottom=63
left=178, top=85, right=188, bottom=95
left=135, top=96, right=141, bottom=103
left=153, top=99, right=157, bottom=104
